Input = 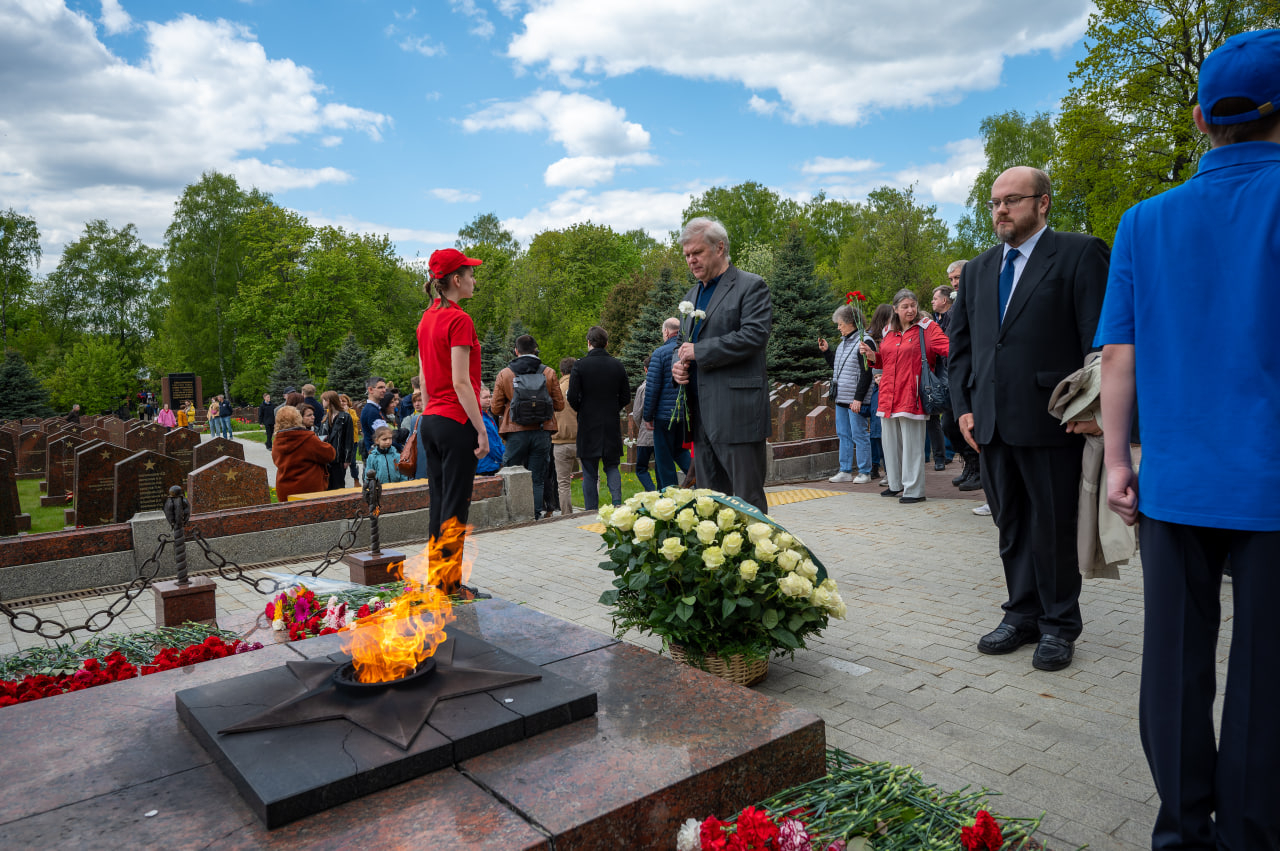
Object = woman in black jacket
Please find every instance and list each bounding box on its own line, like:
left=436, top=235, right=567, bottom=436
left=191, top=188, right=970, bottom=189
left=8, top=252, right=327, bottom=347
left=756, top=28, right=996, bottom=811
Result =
left=320, top=390, right=355, bottom=489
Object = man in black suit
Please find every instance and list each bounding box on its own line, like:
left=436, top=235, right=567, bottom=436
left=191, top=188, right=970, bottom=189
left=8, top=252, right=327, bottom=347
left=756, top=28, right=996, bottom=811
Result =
left=671, top=217, right=772, bottom=513
left=948, top=166, right=1109, bottom=672
left=258, top=393, right=276, bottom=450
left=567, top=326, right=630, bottom=511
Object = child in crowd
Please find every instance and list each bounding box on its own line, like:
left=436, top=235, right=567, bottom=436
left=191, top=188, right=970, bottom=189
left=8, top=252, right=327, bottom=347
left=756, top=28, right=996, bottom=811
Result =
left=364, top=425, right=408, bottom=484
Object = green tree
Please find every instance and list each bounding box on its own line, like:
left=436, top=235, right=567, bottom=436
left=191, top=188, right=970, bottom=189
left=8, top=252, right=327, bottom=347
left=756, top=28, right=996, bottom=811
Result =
left=766, top=227, right=830, bottom=384
left=369, top=329, right=417, bottom=393
left=681, top=182, right=800, bottom=248
left=0, top=209, right=41, bottom=350
left=1055, top=0, right=1280, bottom=242
left=735, top=242, right=776, bottom=279
left=837, top=186, right=952, bottom=309
left=479, top=327, right=503, bottom=386
left=599, top=270, right=656, bottom=359
left=456, top=212, right=520, bottom=255
left=0, top=351, right=52, bottom=418
left=617, top=265, right=686, bottom=386
left=493, top=319, right=529, bottom=379
left=327, top=333, right=372, bottom=402
left=799, top=191, right=860, bottom=275
left=267, top=338, right=311, bottom=399
left=46, top=336, right=132, bottom=415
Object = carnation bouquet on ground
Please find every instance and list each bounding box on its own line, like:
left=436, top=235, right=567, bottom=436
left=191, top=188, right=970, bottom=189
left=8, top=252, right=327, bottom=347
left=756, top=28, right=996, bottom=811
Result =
left=597, top=486, right=845, bottom=664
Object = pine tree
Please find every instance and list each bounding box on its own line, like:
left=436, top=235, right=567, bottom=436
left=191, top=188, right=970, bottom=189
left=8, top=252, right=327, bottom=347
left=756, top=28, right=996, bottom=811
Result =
left=618, top=266, right=688, bottom=389
left=766, top=227, right=831, bottom=385
left=327, top=333, right=371, bottom=401
left=491, top=319, right=528, bottom=378
left=268, top=338, right=311, bottom=399
left=479, top=327, right=503, bottom=386
left=0, top=350, right=53, bottom=419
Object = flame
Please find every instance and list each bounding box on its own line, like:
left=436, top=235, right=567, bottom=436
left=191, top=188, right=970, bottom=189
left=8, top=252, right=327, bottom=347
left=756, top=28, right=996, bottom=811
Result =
left=342, top=518, right=472, bottom=684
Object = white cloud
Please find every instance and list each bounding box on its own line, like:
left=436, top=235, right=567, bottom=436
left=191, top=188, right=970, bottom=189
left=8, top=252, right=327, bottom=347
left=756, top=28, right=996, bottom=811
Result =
left=801, top=156, right=881, bottom=175
left=303, top=212, right=456, bottom=248
left=321, top=135, right=343, bottom=147
left=747, top=95, right=778, bottom=116
left=495, top=0, right=522, bottom=17
left=430, top=188, right=482, bottom=203
left=393, top=7, right=417, bottom=20
left=502, top=186, right=700, bottom=244
left=0, top=2, right=389, bottom=252
left=893, top=138, right=985, bottom=205
left=450, top=0, right=494, bottom=38
left=508, top=0, right=1091, bottom=125
left=462, top=90, right=656, bottom=187
left=399, top=33, right=444, bottom=56
left=100, top=0, right=131, bottom=34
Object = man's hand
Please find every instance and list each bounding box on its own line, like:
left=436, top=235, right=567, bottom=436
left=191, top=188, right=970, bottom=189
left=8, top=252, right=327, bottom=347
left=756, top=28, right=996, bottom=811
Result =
left=677, top=342, right=696, bottom=363
left=1106, top=463, right=1139, bottom=526
left=1065, top=419, right=1102, bottom=435
left=672, top=359, right=689, bottom=385
left=818, top=338, right=829, bottom=353
left=645, top=420, right=654, bottom=429
left=959, top=412, right=980, bottom=452
left=850, top=400, right=861, bottom=414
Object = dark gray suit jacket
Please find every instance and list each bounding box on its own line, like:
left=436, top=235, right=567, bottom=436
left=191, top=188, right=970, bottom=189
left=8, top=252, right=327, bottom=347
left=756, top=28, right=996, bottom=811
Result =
left=948, top=228, right=1109, bottom=447
left=684, top=264, right=773, bottom=445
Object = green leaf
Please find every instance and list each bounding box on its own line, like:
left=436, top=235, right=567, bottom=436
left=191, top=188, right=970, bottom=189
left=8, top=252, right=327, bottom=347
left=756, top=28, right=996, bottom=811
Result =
left=737, top=596, right=754, bottom=608
left=681, top=596, right=697, bottom=605
left=598, top=590, right=619, bottom=605
left=788, top=613, right=805, bottom=632
left=676, top=602, right=694, bottom=622
left=627, top=573, right=650, bottom=590
left=722, top=597, right=737, bottom=618
left=762, top=608, right=780, bottom=630
left=769, top=627, right=800, bottom=649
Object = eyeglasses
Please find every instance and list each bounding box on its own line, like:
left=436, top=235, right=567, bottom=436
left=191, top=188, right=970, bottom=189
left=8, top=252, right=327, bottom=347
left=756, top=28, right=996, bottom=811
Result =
left=986, top=194, right=1043, bottom=211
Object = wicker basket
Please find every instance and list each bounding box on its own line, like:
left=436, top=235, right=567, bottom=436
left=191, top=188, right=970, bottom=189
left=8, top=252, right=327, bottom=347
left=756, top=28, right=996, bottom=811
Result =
left=668, top=643, right=769, bottom=686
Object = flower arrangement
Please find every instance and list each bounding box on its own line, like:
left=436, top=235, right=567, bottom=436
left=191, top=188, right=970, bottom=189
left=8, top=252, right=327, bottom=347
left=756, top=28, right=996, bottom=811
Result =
left=596, top=486, right=845, bottom=664
left=676, top=751, right=1041, bottom=850
left=266, top=585, right=387, bottom=641
left=669, top=300, right=707, bottom=432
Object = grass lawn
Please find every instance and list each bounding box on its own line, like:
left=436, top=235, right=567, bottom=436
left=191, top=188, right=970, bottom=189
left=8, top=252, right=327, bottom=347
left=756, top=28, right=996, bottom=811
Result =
left=569, top=470, right=650, bottom=510
left=16, top=479, right=72, bottom=535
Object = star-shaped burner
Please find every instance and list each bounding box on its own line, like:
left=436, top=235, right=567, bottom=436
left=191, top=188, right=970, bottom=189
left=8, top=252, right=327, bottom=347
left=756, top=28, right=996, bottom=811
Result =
left=218, top=635, right=541, bottom=750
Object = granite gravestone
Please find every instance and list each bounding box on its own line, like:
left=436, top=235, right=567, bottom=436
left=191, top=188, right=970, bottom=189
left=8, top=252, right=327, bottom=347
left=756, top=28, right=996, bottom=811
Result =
left=114, top=451, right=186, bottom=523
left=42, top=434, right=86, bottom=506
left=79, top=425, right=111, bottom=445
left=193, top=437, right=245, bottom=469
left=0, top=450, right=22, bottom=536
left=0, top=429, right=14, bottom=461
left=187, top=456, right=271, bottom=514
left=805, top=405, right=835, bottom=440
left=73, top=442, right=133, bottom=527
left=17, top=429, right=47, bottom=475
left=105, top=419, right=128, bottom=447
left=125, top=421, right=169, bottom=455
left=162, top=427, right=201, bottom=474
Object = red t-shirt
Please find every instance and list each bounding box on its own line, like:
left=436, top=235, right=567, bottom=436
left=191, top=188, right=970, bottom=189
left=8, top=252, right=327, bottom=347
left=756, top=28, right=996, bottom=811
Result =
left=417, top=299, right=481, bottom=425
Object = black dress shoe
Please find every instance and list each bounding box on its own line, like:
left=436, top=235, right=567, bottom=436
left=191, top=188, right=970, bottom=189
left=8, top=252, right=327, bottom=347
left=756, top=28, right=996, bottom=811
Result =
left=899, top=496, right=926, bottom=504
left=957, top=470, right=985, bottom=492
left=880, top=488, right=902, bottom=497
left=1032, top=635, right=1074, bottom=671
left=977, top=623, right=1039, bottom=655
left=934, top=459, right=946, bottom=471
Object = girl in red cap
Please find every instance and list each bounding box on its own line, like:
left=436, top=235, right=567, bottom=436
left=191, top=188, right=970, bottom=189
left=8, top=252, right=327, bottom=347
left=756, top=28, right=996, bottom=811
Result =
left=416, top=248, right=487, bottom=593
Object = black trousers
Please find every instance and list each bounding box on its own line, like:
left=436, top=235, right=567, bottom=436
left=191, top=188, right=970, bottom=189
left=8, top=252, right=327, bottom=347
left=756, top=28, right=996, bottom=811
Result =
left=980, top=431, right=1083, bottom=639
left=421, top=415, right=478, bottom=542
left=693, top=419, right=767, bottom=514
left=942, top=410, right=977, bottom=468
left=1139, top=517, right=1280, bottom=851
left=924, top=413, right=946, bottom=462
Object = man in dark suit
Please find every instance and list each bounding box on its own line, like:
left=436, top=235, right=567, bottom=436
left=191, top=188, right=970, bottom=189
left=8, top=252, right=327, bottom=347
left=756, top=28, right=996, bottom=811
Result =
left=948, top=166, right=1109, bottom=672
left=567, top=326, right=630, bottom=511
left=671, top=217, right=772, bottom=513
left=258, top=393, right=276, bottom=450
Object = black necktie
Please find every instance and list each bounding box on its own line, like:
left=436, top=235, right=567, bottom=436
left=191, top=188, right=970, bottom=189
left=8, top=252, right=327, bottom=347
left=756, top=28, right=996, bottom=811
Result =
left=998, top=248, right=1020, bottom=323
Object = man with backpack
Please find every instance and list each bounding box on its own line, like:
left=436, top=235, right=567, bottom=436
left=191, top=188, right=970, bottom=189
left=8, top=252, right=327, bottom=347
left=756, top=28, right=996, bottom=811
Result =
left=491, top=334, right=565, bottom=519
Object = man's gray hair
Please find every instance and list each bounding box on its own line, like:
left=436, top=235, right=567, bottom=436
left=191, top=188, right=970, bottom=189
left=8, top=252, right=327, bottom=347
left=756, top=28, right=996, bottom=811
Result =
left=946, top=259, right=968, bottom=275
left=679, top=216, right=731, bottom=262
left=832, top=304, right=855, bottom=325
left=662, top=317, right=681, bottom=334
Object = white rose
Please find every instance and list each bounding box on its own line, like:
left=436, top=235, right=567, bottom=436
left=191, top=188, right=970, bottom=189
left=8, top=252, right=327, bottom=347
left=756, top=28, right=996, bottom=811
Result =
left=633, top=516, right=657, bottom=542
left=753, top=538, right=779, bottom=562
left=676, top=508, right=698, bottom=533
left=693, top=488, right=717, bottom=498
left=610, top=506, right=636, bottom=532
left=678, top=300, right=695, bottom=315
left=776, top=532, right=797, bottom=549
left=779, top=573, right=814, bottom=598
left=652, top=498, right=677, bottom=521
left=695, top=495, right=717, bottom=518
left=696, top=520, right=719, bottom=545
left=635, top=490, right=660, bottom=510
left=598, top=505, right=615, bottom=523
left=716, top=507, right=738, bottom=531
left=739, top=559, right=760, bottom=582
left=809, top=586, right=833, bottom=610
left=820, top=577, right=838, bottom=593
left=828, top=593, right=848, bottom=619
left=721, top=532, right=744, bottom=557
left=797, top=559, right=819, bottom=581
left=746, top=522, right=773, bottom=543
left=672, top=488, right=696, bottom=505
left=702, top=546, right=726, bottom=569
left=776, top=549, right=801, bottom=573
left=659, top=537, right=687, bottom=562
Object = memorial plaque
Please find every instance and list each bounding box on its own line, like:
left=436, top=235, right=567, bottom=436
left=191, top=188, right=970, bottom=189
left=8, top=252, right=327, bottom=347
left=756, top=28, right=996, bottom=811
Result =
left=114, top=451, right=185, bottom=523
left=162, top=427, right=202, bottom=473
left=126, top=421, right=169, bottom=455
left=188, top=456, right=270, bottom=514
left=79, top=425, right=111, bottom=445
left=17, top=429, right=47, bottom=474
left=193, top=436, right=245, bottom=469
left=164, top=372, right=200, bottom=410
left=73, top=442, right=132, bottom=527
left=0, top=450, right=20, bottom=536
left=804, top=405, right=836, bottom=440
left=43, top=434, right=86, bottom=505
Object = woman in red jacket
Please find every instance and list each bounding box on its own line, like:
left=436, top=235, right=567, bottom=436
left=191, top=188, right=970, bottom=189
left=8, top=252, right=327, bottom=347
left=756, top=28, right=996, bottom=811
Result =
left=271, top=405, right=336, bottom=501
left=861, top=288, right=949, bottom=504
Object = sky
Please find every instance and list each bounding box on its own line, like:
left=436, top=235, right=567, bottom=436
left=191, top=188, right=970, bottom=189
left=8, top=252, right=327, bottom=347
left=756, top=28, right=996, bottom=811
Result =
left=0, top=0, right=1095, bottom=268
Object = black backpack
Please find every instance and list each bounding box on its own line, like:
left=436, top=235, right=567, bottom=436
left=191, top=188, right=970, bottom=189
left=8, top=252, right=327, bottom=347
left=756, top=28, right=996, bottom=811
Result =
left=509, top=369, right=554, bottom=425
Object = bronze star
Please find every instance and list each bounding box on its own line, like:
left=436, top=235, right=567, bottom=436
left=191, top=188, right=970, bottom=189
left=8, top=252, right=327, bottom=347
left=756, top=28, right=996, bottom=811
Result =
left=224, top=469, right=239, bottom=482
left=143, top=459, right=156, bottom=470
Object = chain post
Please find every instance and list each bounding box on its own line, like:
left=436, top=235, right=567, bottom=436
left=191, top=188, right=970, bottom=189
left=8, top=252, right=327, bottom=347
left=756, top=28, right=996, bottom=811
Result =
left=163, top=485, right=192, bottom=586
left=363, top=469, right=383, bottom=556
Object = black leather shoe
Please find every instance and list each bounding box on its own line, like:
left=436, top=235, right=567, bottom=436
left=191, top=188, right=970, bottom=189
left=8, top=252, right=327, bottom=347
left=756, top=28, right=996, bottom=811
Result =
left=957, top=469, right=985, bottom=492
left=880, top=488, right=902, bottom=497
left=977, top=623, right=1039, bottom=655
left=934, top=459, right=946, bottom=471
left=899, top=496, right=926, bottom=504
left=1032, top=635, right=1074, bottom=671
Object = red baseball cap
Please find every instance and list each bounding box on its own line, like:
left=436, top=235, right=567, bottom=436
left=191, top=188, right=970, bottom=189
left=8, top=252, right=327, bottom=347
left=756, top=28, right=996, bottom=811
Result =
left=428, top=248, right=483, bottom=279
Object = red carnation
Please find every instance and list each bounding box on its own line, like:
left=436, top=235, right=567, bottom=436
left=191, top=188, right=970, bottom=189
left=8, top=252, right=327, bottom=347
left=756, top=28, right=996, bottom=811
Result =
left=700, top=816, right=730, bottom=851
left=960, top=810, right=1004, bottom=850
left=853, top=290, right=866, bottom=301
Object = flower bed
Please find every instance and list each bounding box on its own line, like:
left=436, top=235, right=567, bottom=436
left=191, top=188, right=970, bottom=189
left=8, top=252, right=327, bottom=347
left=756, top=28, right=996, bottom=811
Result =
left=679, top=750, right=1043, bottom=850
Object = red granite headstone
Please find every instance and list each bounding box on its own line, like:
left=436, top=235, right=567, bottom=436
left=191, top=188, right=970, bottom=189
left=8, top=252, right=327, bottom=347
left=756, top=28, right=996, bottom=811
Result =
left=0, top=450, right=22, bottom=536
left=79, top=425, right=111, bottom=444
left=42, top=434, right=86, bottom=507
left=125, top=421, right=169, bottom=455
left=0, top=429, right=14, bottom=460
left=17, top=429, right=47, bottom=475
left=162, top=427, right=202, bottom=474
left=114, top=451, right=186, bottom=523
left=804, top=405, right=836, bottom=440
left=193, top=437, right=245, bottom=469
left=73, top=442, right=132, bottom=527
left=187, top=456, right=271, bottom=515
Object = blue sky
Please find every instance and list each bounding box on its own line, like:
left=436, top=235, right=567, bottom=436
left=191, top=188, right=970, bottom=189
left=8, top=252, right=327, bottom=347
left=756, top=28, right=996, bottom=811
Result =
left=1, top=0, right=1093, bottom=265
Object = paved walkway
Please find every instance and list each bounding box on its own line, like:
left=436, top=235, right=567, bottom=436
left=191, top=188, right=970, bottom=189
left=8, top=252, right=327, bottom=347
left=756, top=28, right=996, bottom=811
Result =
left=0, top=467, right=1232, bottom=850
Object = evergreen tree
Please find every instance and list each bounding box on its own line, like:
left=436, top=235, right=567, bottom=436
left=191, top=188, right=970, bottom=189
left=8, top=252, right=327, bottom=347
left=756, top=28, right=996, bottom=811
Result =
left=327, top=333, right=371, bottom=401
left=268, top=338, right=310, bottom=399
left=766, top=227, right=831, bottom=385
left=492, top=319, right=528, bottom=377
left=479, top=327, right=503, bottom=386
left=0, top=351, right=53, bottom=418
left=618, top=266, right=687, bottom=389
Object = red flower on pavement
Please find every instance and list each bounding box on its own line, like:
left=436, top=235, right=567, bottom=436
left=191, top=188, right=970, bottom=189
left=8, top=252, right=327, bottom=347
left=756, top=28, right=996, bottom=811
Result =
left=960, top=810, right=1004, bottom=850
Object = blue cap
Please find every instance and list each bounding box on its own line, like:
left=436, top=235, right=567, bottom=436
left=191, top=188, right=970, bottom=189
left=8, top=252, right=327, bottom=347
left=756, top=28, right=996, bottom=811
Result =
left=1199, top=29, right=1280, bottom=126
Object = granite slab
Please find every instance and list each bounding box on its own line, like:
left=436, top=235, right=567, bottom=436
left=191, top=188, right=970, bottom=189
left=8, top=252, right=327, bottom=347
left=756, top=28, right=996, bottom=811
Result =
left=188, top=456, right=270, bottom=514
left=163, top=427, right=202, bottom=474
left=114, top=450, right=185, bottom=523
left=193, top=437, right=245, bottom=469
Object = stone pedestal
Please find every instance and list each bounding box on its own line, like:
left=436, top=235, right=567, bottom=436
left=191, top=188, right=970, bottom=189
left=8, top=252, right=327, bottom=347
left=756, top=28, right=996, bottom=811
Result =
left=343, top=549, right=406, bottom=586
left=153, top=576, right=218, bottom=627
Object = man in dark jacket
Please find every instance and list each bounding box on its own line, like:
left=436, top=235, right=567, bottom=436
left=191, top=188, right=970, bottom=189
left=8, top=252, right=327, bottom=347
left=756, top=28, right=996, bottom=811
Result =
left=568, top=326, right=630, bottom=511
left=217, top=395, right=233, bottom=440
left=258, top=394, right=276, bottom=450
left=491, top=335, right=565, bottom=519
left=643, top=317, right=690, bottom=489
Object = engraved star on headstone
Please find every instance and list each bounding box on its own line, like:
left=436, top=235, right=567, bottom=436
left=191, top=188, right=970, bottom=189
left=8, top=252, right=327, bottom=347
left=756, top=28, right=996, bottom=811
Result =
left=101, top=450, right=113, bottom=459
left=143, top=460, right=157, bottom=470
left=224, top=469, right=239, bottom=482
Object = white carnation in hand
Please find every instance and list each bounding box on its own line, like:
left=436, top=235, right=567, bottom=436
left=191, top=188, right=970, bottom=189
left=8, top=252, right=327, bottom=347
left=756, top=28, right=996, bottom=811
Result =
left=678, top=300, right=695, bottom=315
